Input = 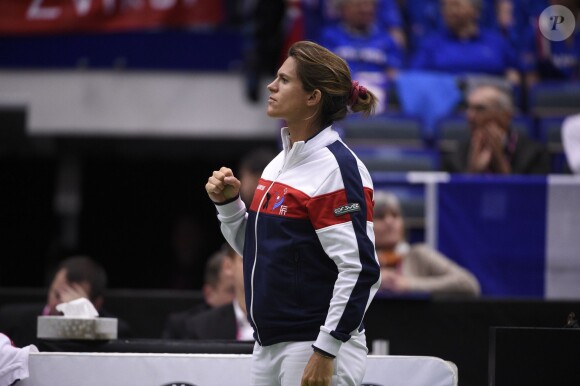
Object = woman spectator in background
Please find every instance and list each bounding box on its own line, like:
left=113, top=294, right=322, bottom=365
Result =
left=374, top=191, right=481, bottom=297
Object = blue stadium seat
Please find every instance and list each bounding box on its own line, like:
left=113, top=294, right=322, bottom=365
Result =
left=529, top=81, right=580, bottom=118
left=537, top=116, right=565, bottom=151
left=536, top=116, right=571, bottom=173
left=337, top=113, right=425, bottom=148
left=351, top=145, right=439, bottom=173
left=434, top=115, right=470, bottom=152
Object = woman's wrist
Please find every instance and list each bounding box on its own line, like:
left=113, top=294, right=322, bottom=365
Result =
left=312, top=346, right=335, bottom=360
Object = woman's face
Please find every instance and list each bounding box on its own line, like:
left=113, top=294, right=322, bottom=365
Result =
left=373, top=206, right=405, bottom=250
left=266, top=56, right=312, bottom=124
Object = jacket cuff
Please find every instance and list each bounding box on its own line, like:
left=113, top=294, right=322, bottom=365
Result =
left=314, top=329, right=342, bottom=358
left=312, top=345, right=335, bottom=359
left=215, top=196, right=246, bottom=221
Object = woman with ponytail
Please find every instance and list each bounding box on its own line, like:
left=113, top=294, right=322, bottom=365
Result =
left=205, top=40, right=381, bottom=386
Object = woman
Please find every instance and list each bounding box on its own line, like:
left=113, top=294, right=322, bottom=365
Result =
left=205, top=41, right=381, bottom=386
left=374, top=191, right=480, bottom=296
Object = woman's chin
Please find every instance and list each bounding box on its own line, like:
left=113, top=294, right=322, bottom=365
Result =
left=266, top=108, right=278, bottom=118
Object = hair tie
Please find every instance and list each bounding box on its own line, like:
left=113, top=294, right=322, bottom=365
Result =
left=349, top=81, right=368, bottom=106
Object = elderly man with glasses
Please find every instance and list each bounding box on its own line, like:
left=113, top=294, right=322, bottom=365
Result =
left=442, top=84, right=549, bottom=174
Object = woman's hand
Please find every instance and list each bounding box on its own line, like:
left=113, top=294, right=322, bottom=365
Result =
left=301, top=351, right=334, bottom=386
left=380, top=267, right=409, bottom=293
left=205, top=167, right=241, bottom=203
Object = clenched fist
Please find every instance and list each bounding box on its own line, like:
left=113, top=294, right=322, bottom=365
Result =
left=205, top=167, right=241, bottom=203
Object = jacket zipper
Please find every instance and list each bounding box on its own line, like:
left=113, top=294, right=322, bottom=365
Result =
left=251, top=171, right=281, bottom=346
left=251, top=143, right=296, bottom=345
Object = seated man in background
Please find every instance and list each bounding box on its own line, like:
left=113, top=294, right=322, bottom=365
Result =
left=373, top=191, right=481, bottom=297
left=442, top=83, right=549, bottom=174
left=161, top=247, right=235, bottom=339
left=0, top=255, right=132, bottom=347
left=161, top=147, right=273, bottom=340
left=182, top=243, right=253, bottom=341
left=410, top=0, right=524, bottom=85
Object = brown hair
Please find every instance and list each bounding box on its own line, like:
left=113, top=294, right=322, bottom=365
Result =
left=57, top=255, right=107, bottom=301
left=288, top=40, right=378, bottom=129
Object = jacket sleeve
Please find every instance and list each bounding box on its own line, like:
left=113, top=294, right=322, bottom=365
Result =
left=307, top=166, right=381, bottom=357
left=214, top=196, right=247, bottom=257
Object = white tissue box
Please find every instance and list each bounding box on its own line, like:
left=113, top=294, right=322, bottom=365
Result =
left=37, top=316, right=118, bottom=340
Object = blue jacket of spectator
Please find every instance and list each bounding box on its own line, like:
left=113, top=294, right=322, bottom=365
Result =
left=319, top=23, right=403, bottom=75
left=533, top=29, right=580, bottom=80
left=319, top=21, right=403, bottom=113
left=307, top=0, right=403, bottom=41
left=410, top=27, right=521, bottom=76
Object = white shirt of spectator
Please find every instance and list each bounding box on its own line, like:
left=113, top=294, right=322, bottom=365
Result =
left=233, top=299, right=254, bottom=341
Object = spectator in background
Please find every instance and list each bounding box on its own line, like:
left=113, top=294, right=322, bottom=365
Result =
left=43, top=256, right=107, bottom=316
left=562, top=113, right=580, bottom=174
left=400, top=0, right=443, bottom=51
left=442, top=83, right=549, bottom=174
left=485, top=0, right=542, bottom=49
left=161, top=246, right=235, bottom=339
left=199, top=248, right=236, bottom=309
left=527, top=0, right=580, bottom=83
left=491, top=0, right=553, bottom=93
left=162, top=148, right=276, bottom=340
left=373, top=191, right=481, bottom=296
left=411, top=0, right=523, bottom=86
left=181, top=244, right=253, bottom=341
left=316, top=0, right=406, bottom=48
left=162, top=146, right=276, bottom=340
left=378, top=0, right=407, bottom=48
left=162, top=145, right=277, bottom=340
left=320, top=0, right=403, bottom=113
left=0, top=256, right=132, bottom=347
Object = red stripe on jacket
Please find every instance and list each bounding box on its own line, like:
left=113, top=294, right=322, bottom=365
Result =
left=308, top=187, right=374, bottom=230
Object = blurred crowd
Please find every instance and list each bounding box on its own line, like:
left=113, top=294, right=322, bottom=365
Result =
left=241, top=0, right=578, bottom=111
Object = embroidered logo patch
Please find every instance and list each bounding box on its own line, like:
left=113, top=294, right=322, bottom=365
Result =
left=334, top=203, right=361, bottom=216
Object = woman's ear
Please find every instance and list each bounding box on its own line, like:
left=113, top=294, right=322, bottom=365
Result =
left=307, top=89, right=322, bottom=107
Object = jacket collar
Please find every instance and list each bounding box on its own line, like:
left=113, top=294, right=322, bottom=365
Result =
left=280, top=125, right=340, bottom=160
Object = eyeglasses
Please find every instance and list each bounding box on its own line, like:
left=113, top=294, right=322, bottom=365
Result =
left=465, top=103, right=498, bottom=113
left=465, top=103, right=493, bottom=112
